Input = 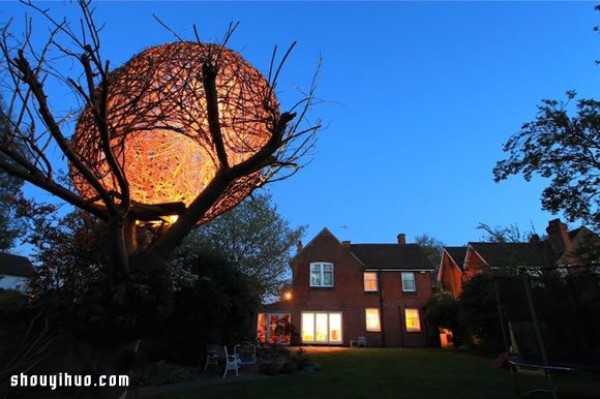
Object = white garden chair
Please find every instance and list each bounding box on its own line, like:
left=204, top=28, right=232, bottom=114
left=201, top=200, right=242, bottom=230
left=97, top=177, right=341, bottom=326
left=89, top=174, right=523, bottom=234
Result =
left=204, top=344, right=223, bottom=371
left=222, top=345, right=240, bottom=378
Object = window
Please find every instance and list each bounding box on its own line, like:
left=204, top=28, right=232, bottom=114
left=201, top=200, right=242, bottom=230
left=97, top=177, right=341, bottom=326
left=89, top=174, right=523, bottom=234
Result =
left=365, top=308, right=381, bottom=332
left=310, top=262, right=334, bottom=287
left=401, top=272, right=416, bottom=292
left=364, top=272, right=378, bottom=292
left=301, top=312, right=342, bottom=343
left=405, top=308, right=421, bottom=332
left=257, top=313, right=292, bottom=344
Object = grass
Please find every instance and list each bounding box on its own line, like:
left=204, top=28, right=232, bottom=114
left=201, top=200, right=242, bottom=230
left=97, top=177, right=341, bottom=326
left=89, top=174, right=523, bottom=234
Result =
left=150, top=348, right=600, bottom=399
left=146, top=348, right=600, bottom=399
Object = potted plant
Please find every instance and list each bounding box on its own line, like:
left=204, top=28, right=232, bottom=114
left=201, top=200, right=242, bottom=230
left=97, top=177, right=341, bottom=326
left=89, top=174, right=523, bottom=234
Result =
left=258, top=342, right=287, bottom=375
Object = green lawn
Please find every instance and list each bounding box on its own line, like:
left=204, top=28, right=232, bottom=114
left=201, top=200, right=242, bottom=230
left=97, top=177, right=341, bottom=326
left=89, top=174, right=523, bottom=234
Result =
left=152, top=348, right=600, bottom=399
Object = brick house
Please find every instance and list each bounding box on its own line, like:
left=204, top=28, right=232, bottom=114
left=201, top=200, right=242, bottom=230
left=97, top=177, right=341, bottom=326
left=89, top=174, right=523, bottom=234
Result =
left=258, top=228, right=435, bottom=347
left=438, top=218, right=599, bottom=298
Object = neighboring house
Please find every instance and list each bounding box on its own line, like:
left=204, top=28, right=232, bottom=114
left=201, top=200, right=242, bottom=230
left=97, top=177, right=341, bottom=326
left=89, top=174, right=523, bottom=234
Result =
left=0, top=252, right=35, bottom=293
left=438, top=218, right=599, bottom=298
left=437, top=246, right=468, bottom=299
left=258, top=228, right=435, bottom=347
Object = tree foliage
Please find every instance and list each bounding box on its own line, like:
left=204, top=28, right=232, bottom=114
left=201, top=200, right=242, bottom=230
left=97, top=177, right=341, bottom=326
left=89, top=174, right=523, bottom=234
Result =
left=155, top=248, right=260, bottom=365
left=0, top=103, right=25, bottom=252
left=494, top=4, right=600, bottom=230
left=26, top=208, right=109, bottom=298
left=459, top=273, right=504, bottom=353
left=0, top=172, right=24, bottom=251
left=425, top=291, right=463, bottom=346
left=181, top=192, right=304, bottom=298
left=493, top=91, right=600, bottom=229
left=414, top=234, right=444, bottom=272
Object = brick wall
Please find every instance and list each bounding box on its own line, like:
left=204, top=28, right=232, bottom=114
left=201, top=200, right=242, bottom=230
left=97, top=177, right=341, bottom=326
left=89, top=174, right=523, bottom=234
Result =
left=287, top=229, right=432, bottom=347
left=440, top=253, right=463, bottom=298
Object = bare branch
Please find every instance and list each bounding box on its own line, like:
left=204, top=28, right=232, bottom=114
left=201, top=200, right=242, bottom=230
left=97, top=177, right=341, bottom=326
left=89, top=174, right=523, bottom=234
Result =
left=202, top=62, right=229, bottom=170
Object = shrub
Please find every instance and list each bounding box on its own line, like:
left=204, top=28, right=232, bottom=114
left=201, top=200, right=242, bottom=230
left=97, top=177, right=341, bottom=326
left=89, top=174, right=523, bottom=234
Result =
left=459, top=273, right=504, bottom=353
left=425, top=291, right=464, bottom=346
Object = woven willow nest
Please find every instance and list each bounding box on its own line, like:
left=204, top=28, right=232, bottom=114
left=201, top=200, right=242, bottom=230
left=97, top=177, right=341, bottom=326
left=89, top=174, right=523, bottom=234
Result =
left=70, top=42, right=278, bottom=223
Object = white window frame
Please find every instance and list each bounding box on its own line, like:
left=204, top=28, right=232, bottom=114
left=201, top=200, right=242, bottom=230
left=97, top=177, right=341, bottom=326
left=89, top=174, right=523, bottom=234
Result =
left=365, top=308, right=381, bottom=332
left=401, top=272, right=416, bottom=292
left=301, top=311, right=343, bottom=343
left=309, top=262, right=334, bottom=287
left=363, top=272, right=378, bottom=292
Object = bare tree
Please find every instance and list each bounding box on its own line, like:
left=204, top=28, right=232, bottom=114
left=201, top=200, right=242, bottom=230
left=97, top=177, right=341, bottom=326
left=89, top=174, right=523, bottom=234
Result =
left=0, top=1, right=319, bottom=338
left=476, top=222, right=539, bottom=243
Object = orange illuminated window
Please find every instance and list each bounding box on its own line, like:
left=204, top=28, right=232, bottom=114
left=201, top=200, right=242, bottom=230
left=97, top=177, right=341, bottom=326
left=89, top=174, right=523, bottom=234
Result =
left=365, top=308, right=381, bottom=332
left=405, top=308, right=421, bottom=332
left=257, top=313, right=291, bottom=344
left=301, top=312, right=342, bottom=343
left=364, top=272, right=378, bottom=292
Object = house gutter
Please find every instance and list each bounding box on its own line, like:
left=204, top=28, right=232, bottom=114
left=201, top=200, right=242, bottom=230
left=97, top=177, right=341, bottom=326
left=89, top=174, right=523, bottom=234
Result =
left=378, top=270, right=386, bottom=347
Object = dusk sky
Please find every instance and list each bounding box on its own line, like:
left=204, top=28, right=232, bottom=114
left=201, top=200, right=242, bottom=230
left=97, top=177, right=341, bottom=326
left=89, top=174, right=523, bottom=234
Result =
left=3, top=1, right=599, bottom=250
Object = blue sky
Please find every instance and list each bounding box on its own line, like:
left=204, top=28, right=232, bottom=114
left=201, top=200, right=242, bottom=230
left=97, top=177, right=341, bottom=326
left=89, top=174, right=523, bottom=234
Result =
left=3, top=1, right=600, bottom=249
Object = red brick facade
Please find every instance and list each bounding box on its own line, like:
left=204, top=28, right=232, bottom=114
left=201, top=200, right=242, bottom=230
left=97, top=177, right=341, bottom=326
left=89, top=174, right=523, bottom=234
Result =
left=437, top=219, right=599, bottom=298
left=264, top=228, right=434, bottom=347
left=438, top=249, right=464, bottom=298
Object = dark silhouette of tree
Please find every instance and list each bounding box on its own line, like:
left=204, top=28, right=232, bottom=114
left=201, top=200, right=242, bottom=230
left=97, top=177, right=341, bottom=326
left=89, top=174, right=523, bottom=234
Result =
left=0, top=1, right=319, bottom=342
left=459, top=273, right=504, bottom=353
left=494, top=7, right=600, bottom=230
left=414, top=234, right=444, bottom=273
left=476, top=222, right=539, bottom=243
left=0, top=101, right=26, bottom=252
left=494, top=91, right=600, bottom=230
left=0, top=171, right=24, bottom=252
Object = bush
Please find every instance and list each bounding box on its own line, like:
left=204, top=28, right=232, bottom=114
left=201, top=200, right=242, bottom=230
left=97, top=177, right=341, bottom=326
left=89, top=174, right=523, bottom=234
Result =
left=151, top=249, right=260, bottom=365
left=130, top=362, right=197, bottom=387
left=0, top=289, right=27, bottom=315
left=459, top=273, right=504, bottom=353
left=425, top=291, right=464, bottom=346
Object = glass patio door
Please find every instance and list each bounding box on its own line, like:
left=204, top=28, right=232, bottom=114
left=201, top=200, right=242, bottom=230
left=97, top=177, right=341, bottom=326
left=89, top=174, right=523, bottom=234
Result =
left=301, top=312, right=343, bottom=344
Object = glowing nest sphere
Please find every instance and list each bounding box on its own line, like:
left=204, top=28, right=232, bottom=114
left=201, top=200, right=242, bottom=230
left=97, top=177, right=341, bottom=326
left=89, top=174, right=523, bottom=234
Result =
left=70, top=42, right=279, bottom=224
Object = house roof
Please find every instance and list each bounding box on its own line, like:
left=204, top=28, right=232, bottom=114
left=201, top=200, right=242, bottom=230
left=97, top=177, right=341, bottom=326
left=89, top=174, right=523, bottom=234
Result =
left=568, top=227, right=583, bottom=241
left=350, top=244, right=434, bottom=271
left=444, top=246, right=467, bottom=271
left=468, top=241, right=556, bottom=269
left=0, top=252, right=35, bottom=278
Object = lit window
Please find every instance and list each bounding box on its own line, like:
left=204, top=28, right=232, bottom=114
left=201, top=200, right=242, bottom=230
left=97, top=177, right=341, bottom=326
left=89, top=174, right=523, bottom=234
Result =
left=301, top=313, right=314, bottom=342
left=310, top=262, right=334, bottom=287
left=257, top=313, right=292, bottom=344
left=364, top=272, right=378, bottom=292
left=301, top=312, right=342, bottom=343
left=402, top=272, right=416, bottom=292
left=365, top=308, right=381, bottom=332
left=405, top=308, right=421, bottom=332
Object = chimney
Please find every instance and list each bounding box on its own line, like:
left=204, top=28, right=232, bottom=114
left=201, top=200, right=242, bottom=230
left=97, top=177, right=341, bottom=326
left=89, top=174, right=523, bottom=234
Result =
left=546, top=219, right=572, bottom=254
left=342, top=240, right=351, bottom=249
left=397, top=233, right=406, bottom=245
